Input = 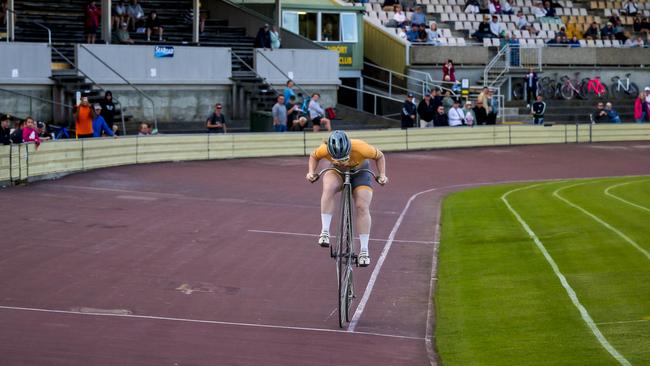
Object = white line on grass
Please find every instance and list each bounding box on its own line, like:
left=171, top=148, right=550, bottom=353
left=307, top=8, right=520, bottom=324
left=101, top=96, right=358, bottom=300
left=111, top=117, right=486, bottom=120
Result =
left=247, top=229, right=436, bottom=245
left=0, top=305, right=424, bottom=341
left=604, top=180, right=650, bottom=213
left=347, top=187, right=439, bottom=333
left=554, top=183, right=650, bottom=261
left=502, top=184, right=632, bottom=366
left=597, top=319, right=650, bottom=326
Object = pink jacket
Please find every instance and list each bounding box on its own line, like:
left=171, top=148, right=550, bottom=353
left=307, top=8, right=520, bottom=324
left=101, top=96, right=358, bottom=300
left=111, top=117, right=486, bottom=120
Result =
left=22, top=127, right=41, bottom=146
left=634, top=97, right=645, bottom=120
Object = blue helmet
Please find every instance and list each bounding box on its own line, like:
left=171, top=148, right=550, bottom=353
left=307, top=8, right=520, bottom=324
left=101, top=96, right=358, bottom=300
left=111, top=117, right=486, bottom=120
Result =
left=327, top=130, right=351, bottom=161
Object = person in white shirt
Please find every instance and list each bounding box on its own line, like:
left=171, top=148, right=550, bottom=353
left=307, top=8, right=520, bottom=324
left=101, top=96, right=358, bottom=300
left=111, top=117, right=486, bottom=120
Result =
left=465, top=0, right=480, bottom=14
left=532, top=2, right=547, bottom=18
left=489, top=15, right=504, bottom=37
left=623, top=0, right=639, bottom=16
left=502, top=0, right=515, bottom=15
left=516, top=11, right=529, bottom=29
left=393, top=4, right=408, bottom=27
left=448, top=99, right=466, bottom=127
left=427, top=22, right=441, bottom=45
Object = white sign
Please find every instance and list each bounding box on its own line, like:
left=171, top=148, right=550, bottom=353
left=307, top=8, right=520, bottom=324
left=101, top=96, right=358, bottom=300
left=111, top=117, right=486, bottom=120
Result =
left=150, top=68, right=157, bottom=77
left=11, top=69, right=19, bottom=78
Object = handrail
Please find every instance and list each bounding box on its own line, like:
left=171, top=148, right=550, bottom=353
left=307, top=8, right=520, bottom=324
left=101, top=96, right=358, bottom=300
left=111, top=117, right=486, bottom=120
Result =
left=254, top=49, right=311, bottom=97
left=5, top=8, right=51, bottom=45
left=483, top=44, right=509, bottom=88
left=230, top=50, right=280, bottom=96
left=363, top=61, right=456, bottom=98
left=338, top=84, right=403, bottom=117
left=0, top=87, right=75, bottom=122
left=78, top=44, right=156, bottom=131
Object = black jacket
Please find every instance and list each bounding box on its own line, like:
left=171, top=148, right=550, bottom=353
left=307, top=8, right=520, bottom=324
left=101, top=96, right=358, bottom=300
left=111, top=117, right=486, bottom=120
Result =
left=1, top=127, right=11, bottom=145
left=401, top=100, right=416, bottom=128
left=532, top=101, right=546, bottom=117
left=255, top=27, right=271, bottom=48
left=10, top=128, right=23, bottom=144
left=433, top=112, right=448, bottom=127
left=417, top=99, right=435, bottom=122
left=473, top=106, right=489, bottom=125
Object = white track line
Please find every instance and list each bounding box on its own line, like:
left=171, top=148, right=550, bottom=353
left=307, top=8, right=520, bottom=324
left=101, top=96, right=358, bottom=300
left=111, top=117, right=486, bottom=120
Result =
left=247, top=229, right=436, bottom=245
left=347, top=187, right=439, bottom=332
left=604, top=180, right=650, bottom=213
left=554, top=183, right=650, bottom=261
left=597, top=319, right=650, bottom=326
left=0, top=305, right=424, bottom=341
left=502, top=184, right=632, bottom=366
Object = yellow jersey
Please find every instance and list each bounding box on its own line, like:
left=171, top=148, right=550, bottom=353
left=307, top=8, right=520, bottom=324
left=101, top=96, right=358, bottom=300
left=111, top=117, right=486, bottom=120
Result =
left=311, top=139, right=383, bottom=169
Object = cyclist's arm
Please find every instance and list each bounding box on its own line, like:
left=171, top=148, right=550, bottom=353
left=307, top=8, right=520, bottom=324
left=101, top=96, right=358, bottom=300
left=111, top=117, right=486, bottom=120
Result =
left=374, top=152, right=386, bottom=179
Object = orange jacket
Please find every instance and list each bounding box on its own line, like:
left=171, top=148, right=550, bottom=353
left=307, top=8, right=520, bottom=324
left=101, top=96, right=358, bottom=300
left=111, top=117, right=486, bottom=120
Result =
left=76, top=104, right=94, bottom=136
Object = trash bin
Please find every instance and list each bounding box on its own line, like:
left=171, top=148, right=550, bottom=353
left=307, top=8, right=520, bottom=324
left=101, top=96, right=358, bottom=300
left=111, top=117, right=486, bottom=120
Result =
left=250, top=111, right=273, bottom=132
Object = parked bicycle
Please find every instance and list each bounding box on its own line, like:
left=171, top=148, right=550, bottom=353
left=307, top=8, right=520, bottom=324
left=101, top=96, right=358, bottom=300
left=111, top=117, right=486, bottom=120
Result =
left=582, top=76, right=608, bottom=100
left=560, top=72, right=587, bottom=100
left=610, top=73, right=639, bottom=99
left=538, top=73, right=562, bottom=100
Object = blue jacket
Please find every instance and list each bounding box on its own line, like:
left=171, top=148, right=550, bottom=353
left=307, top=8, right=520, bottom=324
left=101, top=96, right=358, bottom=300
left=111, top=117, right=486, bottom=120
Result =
left=92, top=115, right=114, bottom=137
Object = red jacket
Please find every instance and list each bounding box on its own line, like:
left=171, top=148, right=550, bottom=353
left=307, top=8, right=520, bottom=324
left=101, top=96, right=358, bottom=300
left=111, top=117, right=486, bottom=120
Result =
left=442, top=64, right=456, bottom=82
left=85, top=5, right=101, bottom=27
left=22, top=127, right=41, bottom=146
left=634, top=97, right=645, bottom=120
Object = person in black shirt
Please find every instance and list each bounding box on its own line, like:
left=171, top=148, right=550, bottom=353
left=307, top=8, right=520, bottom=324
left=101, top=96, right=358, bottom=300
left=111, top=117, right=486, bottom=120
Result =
left=433, top=105, right=449, bottom=127
left=1, top=115, right=11, bottom=145
left=417, top=94, right=435, bottom=128
left=473, top=16, right=494, bottom=41
left=100, top=91, right=116, bottom=133
left=286, top=95, right=303, bottom=131
left=401, top=93, right=417, bottom=129
left=206, top=103, right=227, bottom=133
left=255, top=24, right=271, bottom=49
left=10, top=119, right=25, bottom=144
left=593, top=102, right=608, bottom=123
left=146, top=11, right=164, bottom=42
left=531, top=95, right=546, bottom=125
left=473, top=100, right=489, bottom=125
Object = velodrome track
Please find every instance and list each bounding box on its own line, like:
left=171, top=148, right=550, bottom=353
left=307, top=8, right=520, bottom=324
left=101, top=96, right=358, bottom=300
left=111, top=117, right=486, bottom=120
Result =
left=1, top=142, right=650, bottom=366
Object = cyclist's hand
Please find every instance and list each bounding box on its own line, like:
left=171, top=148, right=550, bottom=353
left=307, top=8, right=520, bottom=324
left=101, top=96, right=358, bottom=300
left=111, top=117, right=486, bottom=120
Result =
left=377, top=175, right=388, bottom=185
left=306, top=172, right=319, bottom=183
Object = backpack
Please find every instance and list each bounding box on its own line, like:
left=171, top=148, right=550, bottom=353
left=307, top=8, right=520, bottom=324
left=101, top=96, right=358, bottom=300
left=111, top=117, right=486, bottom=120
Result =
left=325, top=107, right=337, bottom=120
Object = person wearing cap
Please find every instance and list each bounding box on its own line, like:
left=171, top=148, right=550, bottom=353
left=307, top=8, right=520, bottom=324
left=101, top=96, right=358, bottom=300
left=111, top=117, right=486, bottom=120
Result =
left=92, top=104, right=115, bottom=138
left=448, top=99, right=466, bottom=127
left=36, top=121, right=51, bottom=141
left=462, top=101, right=476, bottom=126
left=401, top=93, right=417, bottom=129
left=417, top=93, right=435, bottom=128
left=601, top=22, right=615, bottom=39
left=1, top=114, right=11, bottom=145
left=113, top=22, right=135, bottom=44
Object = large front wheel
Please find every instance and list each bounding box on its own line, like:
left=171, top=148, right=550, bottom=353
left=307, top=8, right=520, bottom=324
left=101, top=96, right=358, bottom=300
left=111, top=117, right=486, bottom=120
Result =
left=337, top=184, right=354, bottom=328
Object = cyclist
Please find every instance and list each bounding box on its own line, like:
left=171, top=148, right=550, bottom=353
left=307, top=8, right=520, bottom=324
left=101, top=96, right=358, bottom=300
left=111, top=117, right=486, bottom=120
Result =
left=306, top=131, right=388, bottom=267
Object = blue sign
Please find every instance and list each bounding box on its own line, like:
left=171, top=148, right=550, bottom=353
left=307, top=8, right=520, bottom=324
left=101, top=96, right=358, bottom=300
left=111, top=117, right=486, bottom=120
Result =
left=154, top=46, right=174, bottom=58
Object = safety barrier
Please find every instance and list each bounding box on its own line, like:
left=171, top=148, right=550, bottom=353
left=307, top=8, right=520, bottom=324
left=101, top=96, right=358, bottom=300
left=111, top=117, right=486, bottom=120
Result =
left=2, top=124, right=650, bottom=185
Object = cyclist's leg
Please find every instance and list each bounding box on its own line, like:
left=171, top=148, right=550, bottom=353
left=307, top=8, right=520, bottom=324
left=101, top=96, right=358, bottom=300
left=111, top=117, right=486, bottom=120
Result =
left=319, top=171, right=342, bottom=245
left=353, top=187, right=373, bottom=253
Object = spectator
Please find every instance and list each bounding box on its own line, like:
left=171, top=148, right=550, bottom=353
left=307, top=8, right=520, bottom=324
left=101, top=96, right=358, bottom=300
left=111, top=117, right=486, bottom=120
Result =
left=182, top=7, right=207, bottom=33
left=397, top=25, right=408, bottom=40
left=206, top=103, right=227, bottom=133
left=601, top=22, right=615, bottom=39
left=633, top=16, right=643, bottom=33
left=1, top=0, right=6, bottom=26
left=84, top=1, right=101, bottom=44
left=605, top=102, right=622, bottom=123
left=442, top=59, right=456, bottom=82
left=433, top=105, right=449, bottom=127
left=517, top=11, right=538, bottom=35
left=556, top=26, right=567, bottom=38
left=593, top=102, right=608, bottom=123
left=286, top=95, right=303, bottom=131
left=100, top=91, right=116, bottom=132
left=531, top=94, right=546, bottom=125
left=473, top=16, right=495, bottom=41
left=465, top=0, right=480, bottom=14
left=486, top=89, right=498, bottom=124
left=138, top=122, right=151, bottom=136
left=75, top=96, right=94, bottom=138
left=417, top=24, right=429, bottom=42
left=645, top=87, right=650, bottom=116
left=308, top=93, right=332, bottom=132
left=411, top=6, right=427, bottom=26
left=623, top=0, right=639, bottom=16
left=270, top=26, right=281, bottom=49
left=634, top=90, right=646, bottom=123
left=448, top=99, right=466, bottom=127
left=407, top=24, right=423, bottom=42
left=255, top=24, right=271, bottom=49
left=1, top=114, right=10, bottom=145
left=431, top=88, right=444, bottom=111
left=92, top=104, right=115, bottom=137
left=393, top=5, right=409, bottom=28
left=146, top=11, right=163, bottom=42
left=442, top=91, right=455, bottom=113
left=473, top=99, right=489, bottom=125
left=113, top=22, right=135, bottom=44
left=382, top=0, right=399, bottom=11
left=583, top=22, right=600, bottom=40
left=113, top=0, right=128, bottom=30
left=10, top=120, right=24, bottom=144
left=401, top=93, right=417, bottom=129
left=569, top=36, right=580, bottom=47
left=489, top=15, right=504, bottom=38
left=543, top=1, right=556, bottom=18
left=427, top=22, right=441, bottom=45
left=283, top=80, right=296, bottom=107
left=22, top=117, right=41, bottom=149
left=502, top=0, right=515, bottom=15
left=36, top=121, right=51, bottom=141
left=462, top=101, right=475, bottom=126
left=625, top=35, right=644, bottom=47
left=417, top=93, right=435, bottom=128
left=488, top=0, right=502, bottom=14
left=642, top=17, right=650, bottom=32
left=126, top=0, right=145, bottom=31
left=547, top=35, right=563, bottom=46
left=532, top=2, right=547, bottom=18
left=524, top=67, right=538, bottom=108
left=272, top=95, right=288, bottom=132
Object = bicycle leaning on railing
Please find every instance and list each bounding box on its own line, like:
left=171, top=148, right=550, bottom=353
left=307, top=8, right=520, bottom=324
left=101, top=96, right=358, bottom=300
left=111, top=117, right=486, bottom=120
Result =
left=610, top=73, right=639, bottom=99
left=311, top=167, right=383, bottom=328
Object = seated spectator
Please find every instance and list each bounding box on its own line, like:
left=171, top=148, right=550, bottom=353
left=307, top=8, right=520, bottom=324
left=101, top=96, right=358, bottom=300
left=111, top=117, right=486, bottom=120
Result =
left=601, top=22, right=615, bottom=39
left=488, top=0, right=502, bottom=14
left=442, top=59, right=456, bottom=82
left=473, top=16, right=495, bottom=41
left=433, top=105, right=449, bottom=127
left=465, top=0, right=480, bottom=14
left=126, top=0, right=145, bottom=31
left=417, top=24, right=428, bottom=42
left=146, top=11, right=163, bottom=42
left=22, top=117, right=41, bottom=149
left=397, top=25, right=408, bottom=40
left=583, top=22, right=600, bottom=40
left=92, top=104, right=115, bottom=137
left=447, top=99, right=466, bottom=127
left=411, top=6, right=426, bottom=26
left=463, top=101, right=475, bottom=126
left=442, top=91, right=454, bottom=113
left=623, top=0, right=639, bottom=16
left=113, top=22, right=135, bottom=44
left=1, top=114, right=10, bottom=145
left=625, top=35, right=644, bottom=47
left=546, top=35, right=564, bottom=46
left=593, top=102, right=608, bottom=123
left=502, top=0, right=515, bottom=15
left=633, top=16, right=642, bottom=33
left=532, top=2, right=547, bottom=18
left=556, top=26, right=567, bottom=38
left=84, top=1, right=101, bottom=44
left=308, top=93, right=332, bottom=132
left=605, top=103, right=622, bottom=123
left=516, top=11, right=538, bottom=35
left=406, top=23, right=422, bottom=42
left=10, top=119, right=24, bottom=144
left=393, top=5, right=409, bottom=28
left=206, top=103, right=227, bottom=133
left=427, top=22, right=441, bottom=45
left=569, top=36, right=580, bottom=47
left=543, top=1, right=557, bottom=18
left=489, top=15, right=504, bottom=38
left=286, top=95, right=302, bottom=131
left=113, top=0, right=128, bottom=30
left=382, top=0, right=399, bottom=11
left=138, top=122, right=151, bottom=136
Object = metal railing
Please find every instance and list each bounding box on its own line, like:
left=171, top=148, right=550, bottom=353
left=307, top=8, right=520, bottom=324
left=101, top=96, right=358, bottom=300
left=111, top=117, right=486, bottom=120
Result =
left=230, top=50, right=279, bottom=95
left=0, top=87, right=74, bottom=117
left=363, top=62, right=456, bottom=98
left=5, top=8, right=51, bottom=44
left=484, top=44, right=510, bottom=88
left=484, top=44, right=543, bottom=88
left=254, top=49, right=310, bottom=96
left=338, top=83, right=403, bottom=117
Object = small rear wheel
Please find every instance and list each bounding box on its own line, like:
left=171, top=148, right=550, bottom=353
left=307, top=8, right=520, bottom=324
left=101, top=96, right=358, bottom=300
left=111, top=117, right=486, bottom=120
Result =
left=560, top=84, right=574, bottom=100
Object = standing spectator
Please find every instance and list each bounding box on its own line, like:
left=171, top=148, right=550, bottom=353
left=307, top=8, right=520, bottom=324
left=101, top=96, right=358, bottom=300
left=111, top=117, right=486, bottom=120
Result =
left=92, top=104, right=115, bottom=137
left=84, top=1, right=101, bottom=44
left=442, top=59, right=456, bottom=82
left=486, top=89, right=498, bottom=124
left=255, top=24, right=271, bottom=49
left=442, top=91, right=454, bottom=113
left=206, top=103, right=227, bottom=133
left=283, top=80, right=296, bottom=107
left=645, top=87, right=650, bottom=119
left=463, top=101, right=476, bottom=126
left=433, top=105, right=449, bottom=127
left=100, top=91, right=116, bottom=132
left=417, top=93, right=435, bottom=128
left=401, top=93, right=417, bottom=129
left=634, top=90, right=646, bottom=123
left=605, top=102, right=622, bottom=123
left=524, top=68, right=538, bottom=108
left=411, top=6, right=427, bottom=26
left=1, top=0, right=7, bottom=26
left=593, top=102, right=608, bottom=123
left=473, top=99, right=489, bottom=125
left=22, top=117, right=41, bottom=149
left=272, top=95, right=288, bottom=132
left=286, top=95, right=302, bottom=130
left=146, top=11, right=163, bottom=42
left=427, top=22, right=441, bottom=45
left=113, top=0, right=128, bottom=30
left=127, top=0, right=145, bottom=31
left=113, top=22, right=135, bottom=44
left=623, top=0, right=639, bottom=16
left=10, top=120, right=24, bottom=144
left=431, top=88, right=444, bottom=111
left=465, top=0, right=480, bottom=14
left=447, top=99, right=466, bottom=127
left=308, top=93, right=332, bottom=132
left=183, top=7, right=207, bottom=33
left=75, top=96, right=94, bottom=138
left=1, top=115, right=11, bottom=145
left=270, top=26, right=281, bottom=49
left=531, top=94, right=546, bottom=125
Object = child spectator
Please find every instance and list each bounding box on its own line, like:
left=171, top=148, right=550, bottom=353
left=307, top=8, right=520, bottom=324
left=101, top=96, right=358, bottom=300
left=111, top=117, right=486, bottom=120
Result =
left=22, top=117, right=41, bottom=149
left=605, top=103, right=622, bottom=123
left=1, top=115, right=11, bottom=145
left=92, top=104, right=115, bottom=137
left=10, top=120, right=24, bottom=144
left=36, top=121, right=51, bottom=140
left=531, top=95, right=546, bottom=125
left=84, top=1, right=101, bottom=44
left=138, top=122, right=151, bottom=135
left=463, top=101, right=475, bottom=126
left=146, top=11, right=163, bottom=42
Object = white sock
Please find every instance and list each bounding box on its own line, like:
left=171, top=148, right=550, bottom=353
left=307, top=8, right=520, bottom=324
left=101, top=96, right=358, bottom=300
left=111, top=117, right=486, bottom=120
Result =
left=359, top=234, right=370, bottom=253
left=321, top=214, right=332, bottom=234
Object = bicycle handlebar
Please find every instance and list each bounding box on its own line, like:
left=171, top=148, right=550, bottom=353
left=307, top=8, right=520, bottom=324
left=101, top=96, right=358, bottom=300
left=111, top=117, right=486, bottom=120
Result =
left=311, top=167, right=382, bottom=184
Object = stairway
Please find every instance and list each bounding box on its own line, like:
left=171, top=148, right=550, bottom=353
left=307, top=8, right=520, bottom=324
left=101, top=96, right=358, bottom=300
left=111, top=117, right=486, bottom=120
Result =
left=506, top=98, right=637, bottom=124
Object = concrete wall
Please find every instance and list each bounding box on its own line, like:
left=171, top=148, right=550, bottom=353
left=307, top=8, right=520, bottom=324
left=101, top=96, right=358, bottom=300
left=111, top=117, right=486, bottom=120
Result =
left=0, top=43, right=52, bottom=84
left=0, top=85, right=54, bottom=121
left=76, top=44, right=232, bottom=84
left=410, top=46, right=492, bottom=66
left=255, top=49, right=340, bottom=85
